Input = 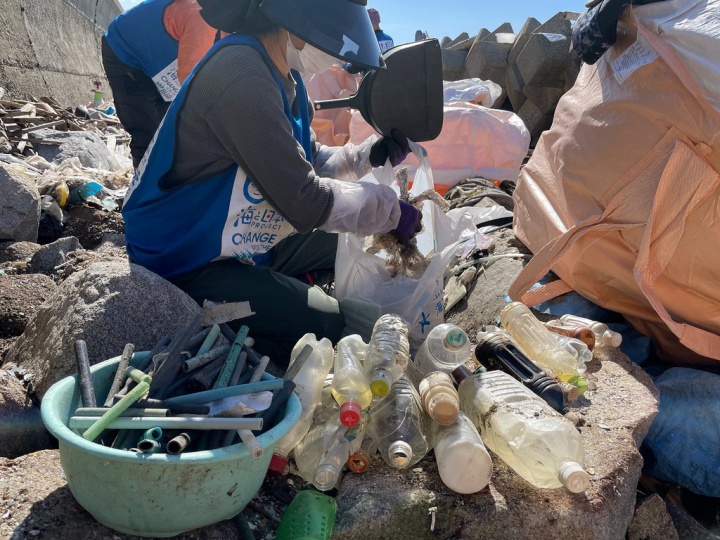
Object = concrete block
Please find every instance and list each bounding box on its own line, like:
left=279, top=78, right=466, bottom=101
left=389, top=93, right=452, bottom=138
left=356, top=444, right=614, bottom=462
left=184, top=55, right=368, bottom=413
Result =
left=516, top=33, right=571, bottom=88
left=508, top=17, right=542, bottom=65
left=535, top=11, right=573, bottom=38
left=441, top=49, right=467, bottom=81
left=465, top=41, right=512, bottom=87
left=505, top=63, right=526, bottom=111
left=523, top=85, right=565, bottom=115
left=441, top=36, right=452, bottom=48
left=565, top=47, right=583, bottom=92
left=449, top=37, right=476, bottom=51
left=482, top=22, right=515, bottom=42
left=448, top=32, right=470, bottom=48
left=517, top=99, right=554, bottom=144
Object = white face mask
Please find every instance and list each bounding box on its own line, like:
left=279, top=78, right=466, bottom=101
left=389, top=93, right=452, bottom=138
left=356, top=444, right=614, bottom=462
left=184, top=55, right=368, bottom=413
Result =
left=286, top=36, right=338, bottom=75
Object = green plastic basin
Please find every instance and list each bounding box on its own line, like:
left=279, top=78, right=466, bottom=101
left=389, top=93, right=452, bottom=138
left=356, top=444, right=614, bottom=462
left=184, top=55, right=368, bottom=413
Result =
left=41, top=352, right=300, bottom=537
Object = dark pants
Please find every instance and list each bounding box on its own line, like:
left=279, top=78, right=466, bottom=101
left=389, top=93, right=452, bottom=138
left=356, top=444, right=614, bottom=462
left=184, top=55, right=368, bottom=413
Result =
left=171, top=231, right=344, bottom=367
left=101, top=36, right=170, bottom=168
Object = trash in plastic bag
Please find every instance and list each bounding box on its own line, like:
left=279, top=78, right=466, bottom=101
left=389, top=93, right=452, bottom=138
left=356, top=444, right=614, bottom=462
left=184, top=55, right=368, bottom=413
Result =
left=334, top=142, right=476, bottom=349
left=443, top=79, right=503, bottom=108
left=642, top=367, right=720, bottom=497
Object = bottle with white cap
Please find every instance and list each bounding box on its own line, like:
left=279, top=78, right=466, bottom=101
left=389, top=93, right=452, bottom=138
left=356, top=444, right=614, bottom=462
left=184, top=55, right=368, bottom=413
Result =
left=431, top=412, right=493, bottom=494
left=367, top=377, right=430, bottom=469
left=414, top=323, right=472, bottom=376
left=364, top=314, right=410, bottom=397
left=331, top=335, right=372, bottom=428
left=457, top=369, right=590, bottom=493
left=559, top=314, right=623, bottom=347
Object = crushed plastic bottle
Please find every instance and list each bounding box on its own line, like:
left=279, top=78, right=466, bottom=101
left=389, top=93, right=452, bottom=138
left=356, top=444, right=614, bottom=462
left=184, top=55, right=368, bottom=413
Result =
left=331, top=335, right=372, bottom=427
left=414, top=323, right=472, bottom=376
left=559, top=314, right=622, bottom=347
left=553, top=333, right=592, bottom=374
left=364, top=314, right=410, bottom=397
left=418, top=371, right=460, bottom=425
left=432, top=412, right=493, bottom=494
left=269, top=334, right=334, bottom=475
left=276, top=489, right=336, bottom=540
left=458, top=370, right=590, bottom=493
left=500, top=302, right=583, bottom=385
left=475, top=330, right=565, bottom=412
left=367, top=377, right=430, bottom=469
left=293, top=417, right=350, bottom=492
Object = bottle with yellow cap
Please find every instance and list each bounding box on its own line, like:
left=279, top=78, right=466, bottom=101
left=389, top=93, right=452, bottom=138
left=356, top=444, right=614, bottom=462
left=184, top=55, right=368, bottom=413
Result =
left=364, top=314, right=410, bottom=397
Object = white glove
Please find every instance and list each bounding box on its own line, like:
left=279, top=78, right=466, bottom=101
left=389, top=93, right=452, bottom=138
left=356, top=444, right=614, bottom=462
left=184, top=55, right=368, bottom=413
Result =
left=313, top=135, right=378, bottom=182
left=319, top=178, right=401, bottom=236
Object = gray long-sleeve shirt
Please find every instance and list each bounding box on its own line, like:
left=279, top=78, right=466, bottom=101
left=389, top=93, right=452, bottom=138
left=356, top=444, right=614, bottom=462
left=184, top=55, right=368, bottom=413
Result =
left=165, top=43, right=333, bottom=233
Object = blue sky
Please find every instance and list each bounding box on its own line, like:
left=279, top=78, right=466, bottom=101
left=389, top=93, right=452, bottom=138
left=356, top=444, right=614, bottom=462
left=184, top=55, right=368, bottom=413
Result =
left=119, top=0, right=587, bottom=45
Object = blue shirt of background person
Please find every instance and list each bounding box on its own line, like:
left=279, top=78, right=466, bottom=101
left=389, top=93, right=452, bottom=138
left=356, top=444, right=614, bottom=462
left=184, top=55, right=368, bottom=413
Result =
left=368, top=8, right=394, bottom=52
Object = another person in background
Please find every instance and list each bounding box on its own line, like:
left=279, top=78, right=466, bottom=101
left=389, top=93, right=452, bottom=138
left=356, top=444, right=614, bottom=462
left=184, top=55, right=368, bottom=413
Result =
left=368, top=8, right=394, bottom=52
left=102, top=0, right=218, bottom=167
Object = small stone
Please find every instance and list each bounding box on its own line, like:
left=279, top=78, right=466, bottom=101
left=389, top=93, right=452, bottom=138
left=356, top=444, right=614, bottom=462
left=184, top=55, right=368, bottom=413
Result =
left=29, top=530, right=40, bottom=536
left=565, top=411, right=581, bottom=426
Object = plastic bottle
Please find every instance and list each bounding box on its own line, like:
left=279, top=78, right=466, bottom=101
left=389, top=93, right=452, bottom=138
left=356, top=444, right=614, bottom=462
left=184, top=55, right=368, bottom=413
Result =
left=293, top=417, right=350, bottom=492
left=414, top=323, right=472, bottom=375
left=276, top=489, right=336, bottom=540
left=559, top=314, right=623, bottom=347
left=458, top=370, right=590, bottom=493
left=500, top=302, right=582, bottom=383
left=418, top=371, right=460, bottom=425
left=364, top=314, right=410, bottom=397
left=431, top=412, right=493, bottom=494
left=544, top=321, right=596, bottom=350
left=269, top=335, right=334, bottom=475
left=475, top=330, right=565, bottom=412
left=553, top=334, right=592, bottom=373
left=331, top=335, right=372, bottom=427
left=367, top=377, right=430, bottom=469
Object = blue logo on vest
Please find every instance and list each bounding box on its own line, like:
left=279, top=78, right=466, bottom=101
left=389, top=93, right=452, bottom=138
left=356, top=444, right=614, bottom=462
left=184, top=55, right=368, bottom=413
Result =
left=243, top=178, right=264, bottom=204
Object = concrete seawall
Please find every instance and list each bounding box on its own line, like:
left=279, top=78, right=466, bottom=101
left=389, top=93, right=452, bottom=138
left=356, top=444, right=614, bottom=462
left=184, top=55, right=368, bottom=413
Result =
left=0, top=0, right=122, bottom=107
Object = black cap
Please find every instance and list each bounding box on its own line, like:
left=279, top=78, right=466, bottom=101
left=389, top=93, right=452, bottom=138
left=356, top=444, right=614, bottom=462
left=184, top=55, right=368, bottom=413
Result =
left=260, top=0, right=384, bottom=70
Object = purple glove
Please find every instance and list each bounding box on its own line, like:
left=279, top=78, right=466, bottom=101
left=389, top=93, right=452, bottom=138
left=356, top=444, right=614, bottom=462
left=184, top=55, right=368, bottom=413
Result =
left=369, top=129, right=411, bottom=167
left=391, top=201, right=422, bottom=245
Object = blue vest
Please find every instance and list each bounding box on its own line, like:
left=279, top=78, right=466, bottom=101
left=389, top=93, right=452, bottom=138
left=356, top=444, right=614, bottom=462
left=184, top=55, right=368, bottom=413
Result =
left=122, top=34, right=313, bottom=280
left=375, top=30, right=395, bottom=53
left=105, top=0, right=181, bottom=101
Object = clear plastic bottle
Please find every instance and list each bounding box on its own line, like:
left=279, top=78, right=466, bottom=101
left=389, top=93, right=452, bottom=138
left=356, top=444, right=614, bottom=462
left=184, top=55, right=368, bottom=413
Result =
left=367, top=377, right=430, bottom=469
left=431, top=412, right=493, bottom=494
left=544, top=321, right=596, bottom=350
left=418, top=371, right=460, bottom=425
left=293, top=417, right=350, bottom=492
left=559, top=314, right=622, bottom=347
left=331, top=335, right=372, bottom=427
left=553, top=334, right=592, bottom=373
left=458, top=370, right=590, bottom=493
left=500, top=302, right=581, bottom=383
left=414, top=323, right=472, bottom=376
left=269, top=334, right=334, bottom=475
left=364, top=314, right=410, bottom=397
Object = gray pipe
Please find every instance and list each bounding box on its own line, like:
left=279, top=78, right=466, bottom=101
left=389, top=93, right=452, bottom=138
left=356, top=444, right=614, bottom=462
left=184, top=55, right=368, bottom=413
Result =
left=74, top=340, right=96, bottom=408
left=75, top=407, right=169, bottom=418
left=69, top=416, right=263, bottom=431
left=166, top=433, right=192, bottom=455
left=104, top=343, right=135, bottom=407
left=182, top=345, right=231, bottom=373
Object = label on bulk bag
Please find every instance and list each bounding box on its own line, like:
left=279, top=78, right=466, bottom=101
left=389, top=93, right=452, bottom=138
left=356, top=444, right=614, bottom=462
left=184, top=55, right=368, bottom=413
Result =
left=152, top=59, right=182, bottom=102
left=612, top=32, right=659, bottom=84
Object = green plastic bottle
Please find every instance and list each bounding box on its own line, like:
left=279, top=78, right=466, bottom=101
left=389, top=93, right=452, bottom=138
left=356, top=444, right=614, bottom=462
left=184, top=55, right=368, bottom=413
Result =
left=276, top=489, right=337, bottom=540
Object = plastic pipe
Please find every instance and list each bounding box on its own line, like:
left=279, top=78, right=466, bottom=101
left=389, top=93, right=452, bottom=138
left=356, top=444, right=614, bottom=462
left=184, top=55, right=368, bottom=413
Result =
left=71, top=416, right=263, bottom=431
left=138, top=336, right=172, bottom=373
left=197, top=325, right=221, bottom=357
left=74, top=340, right=96, bottom=408
left=219, top=323, right=237, bottom=344
left=82, top=375, right=151, bottom=442
left=133, top=399, right=210, bottom=416
left=282, top=344, right=313, bottom=382
left=214, top=326, right=250, bottom=389
left=136, top=438, right=162, bottom=454
left=143, top=427, right=163, bottom=441
left=150, top=313, right=203, bottom=399
left=249, top=356, right=270, bottom=383
left=104, top=343, right=135, bottom=407
left=187, top=360, right=224, bottom=393
left=182, top=345, right=230, bottom=373
left=167, top=378, right=284, bottom=405
left=186, top=326, right=212, bottom=352
left=238, top=430, right=263, bottom=459
left=166, top=433, right=191, bottom=455
left=229, top=352, right=248, bottom=387
left=75, top=408, right=169, bottom=417
left=257, top=380, right=296, bottom=435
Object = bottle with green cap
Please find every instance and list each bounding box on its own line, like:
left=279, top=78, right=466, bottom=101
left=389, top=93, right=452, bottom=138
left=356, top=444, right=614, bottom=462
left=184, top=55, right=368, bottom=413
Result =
left=364, top=314, right=410, bottom=397
left=276, top=489, right=337, bottom=540
left=414, top=323, right=472, bottom=376
left=331, top=335, right=372, bottom=428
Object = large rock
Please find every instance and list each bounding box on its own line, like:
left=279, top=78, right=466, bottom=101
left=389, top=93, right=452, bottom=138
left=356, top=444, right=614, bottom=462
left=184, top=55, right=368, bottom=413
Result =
left=0, top=241, right=41, bottom=265
left=29, top=129, right=120, bottom=172
left=0, top=370, right=53, bottom=458
left=334, top=346, right=659, bottom=539
left=0, top=450, right=241, bottom=539
left=28, top=236, right=80, bottom=274
left=4, top=260, right=200, bottom=397
left=628, top=495, right=679, bottom=540
left=0, top=166, right=40, bottom=243
left=0, top=274, right=56, bottom=338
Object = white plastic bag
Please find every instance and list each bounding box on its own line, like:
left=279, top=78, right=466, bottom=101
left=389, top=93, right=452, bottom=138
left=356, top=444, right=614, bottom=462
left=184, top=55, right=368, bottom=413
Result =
left=334, top=143, right=475, bottom=349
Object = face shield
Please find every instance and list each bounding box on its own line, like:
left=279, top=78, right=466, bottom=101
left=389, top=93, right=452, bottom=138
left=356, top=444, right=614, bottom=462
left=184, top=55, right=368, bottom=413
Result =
left=259, top=0, right=385, bottom=71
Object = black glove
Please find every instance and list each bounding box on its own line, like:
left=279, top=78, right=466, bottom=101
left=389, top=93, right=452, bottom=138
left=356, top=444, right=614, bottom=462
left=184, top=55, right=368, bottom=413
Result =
left=369, top=129, right=411, bottom=168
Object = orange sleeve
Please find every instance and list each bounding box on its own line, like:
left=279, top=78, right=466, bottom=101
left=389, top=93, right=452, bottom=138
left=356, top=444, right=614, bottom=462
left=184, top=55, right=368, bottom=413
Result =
left=164, top=0, right=218, bottom=83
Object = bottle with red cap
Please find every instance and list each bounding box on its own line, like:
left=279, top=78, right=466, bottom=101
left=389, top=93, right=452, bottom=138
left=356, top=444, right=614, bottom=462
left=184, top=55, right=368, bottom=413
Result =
left=268, top=334, right=334, bottom=475
left=331, top=335, right=372, bottom=427
left=367, top=376, right=430, bottom=469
